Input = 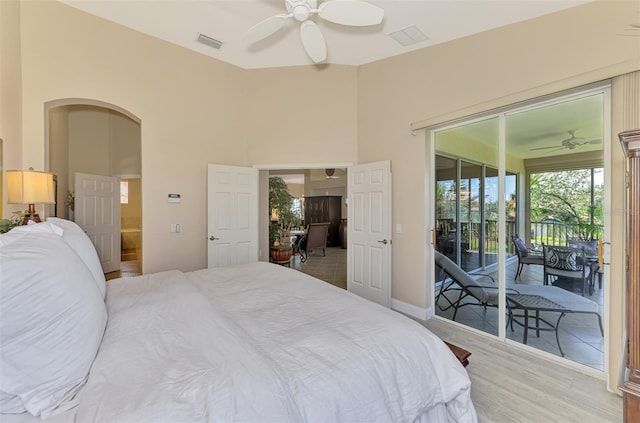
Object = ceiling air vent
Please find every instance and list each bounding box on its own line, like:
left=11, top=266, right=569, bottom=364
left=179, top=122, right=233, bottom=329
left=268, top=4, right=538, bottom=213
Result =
left=197, top=33, right=223, bottom=49
left=388, top=25, right=428, bottom=47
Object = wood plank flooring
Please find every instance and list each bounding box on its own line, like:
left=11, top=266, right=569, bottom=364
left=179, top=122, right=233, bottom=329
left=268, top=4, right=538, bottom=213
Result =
left=421, top=317, right=622, bottom=422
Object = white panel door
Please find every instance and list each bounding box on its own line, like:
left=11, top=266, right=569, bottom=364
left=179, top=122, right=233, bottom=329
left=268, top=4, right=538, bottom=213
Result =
left=74, top=173, right=120, bottom=274
left=207, top=164, right=258, bottom=268
left=347, top=160, right=392, bottom=306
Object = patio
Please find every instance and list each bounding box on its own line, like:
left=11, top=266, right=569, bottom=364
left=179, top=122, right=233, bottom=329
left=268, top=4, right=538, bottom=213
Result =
left=434, top=255, right=605, bottom=370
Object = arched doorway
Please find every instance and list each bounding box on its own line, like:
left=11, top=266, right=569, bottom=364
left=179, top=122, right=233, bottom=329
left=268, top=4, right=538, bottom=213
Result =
left=45, top=99, right=142, bottom=276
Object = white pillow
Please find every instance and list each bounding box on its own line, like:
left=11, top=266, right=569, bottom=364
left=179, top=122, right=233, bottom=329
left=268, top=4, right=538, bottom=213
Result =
left=8, top=221, right=63, bottom=237
left=46, top=218, right=106, bottom=298
left=0, top=230, right=107, bottom=417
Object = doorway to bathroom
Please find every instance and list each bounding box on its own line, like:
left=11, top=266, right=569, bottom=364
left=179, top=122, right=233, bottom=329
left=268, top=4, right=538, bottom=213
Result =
left=47, top=99, right=142, bottom=277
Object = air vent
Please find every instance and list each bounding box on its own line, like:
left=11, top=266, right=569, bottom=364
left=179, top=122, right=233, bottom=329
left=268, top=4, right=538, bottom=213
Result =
left=197, top=33, right=223, bottom=49
left=388, top=25, right=429, bottom=47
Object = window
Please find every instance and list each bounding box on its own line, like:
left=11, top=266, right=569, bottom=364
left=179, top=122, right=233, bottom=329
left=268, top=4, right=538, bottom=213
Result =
left=120, top=180, right=129, bottom=204
left=291, top=197, right=302, bottom=221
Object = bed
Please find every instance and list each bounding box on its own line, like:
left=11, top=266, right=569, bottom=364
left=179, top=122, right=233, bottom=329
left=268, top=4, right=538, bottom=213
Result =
left=0, top=219, right=477, bottom=422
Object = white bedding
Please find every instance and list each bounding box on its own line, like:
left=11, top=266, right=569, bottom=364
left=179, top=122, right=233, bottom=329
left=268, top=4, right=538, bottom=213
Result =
left=6, top=262, right=477, bottom=422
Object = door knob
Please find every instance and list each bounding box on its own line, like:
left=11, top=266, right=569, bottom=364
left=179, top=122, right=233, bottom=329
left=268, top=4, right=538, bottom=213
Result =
left=209, top=235, right=219, bottom=241
left=378, top=239, right=388, bottom=245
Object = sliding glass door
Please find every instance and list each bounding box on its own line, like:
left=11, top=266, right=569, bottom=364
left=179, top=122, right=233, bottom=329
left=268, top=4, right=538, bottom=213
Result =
left=430, top=85, right=608, bottom=371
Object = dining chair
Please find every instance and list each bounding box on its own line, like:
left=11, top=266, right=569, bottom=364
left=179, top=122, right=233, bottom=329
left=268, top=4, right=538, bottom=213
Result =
left=542, top=245, right=592, bottom=296
left=299, top=222, right=330, bottom=261
left=511, top=234, right=544, bottom=280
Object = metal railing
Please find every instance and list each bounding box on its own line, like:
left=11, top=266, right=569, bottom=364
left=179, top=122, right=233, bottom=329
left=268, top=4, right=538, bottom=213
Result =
left=529, top=220, right=603, bottom=249
left=438, top=218, right=602, bottom=250
left=436, top=219, right=517, bottom=256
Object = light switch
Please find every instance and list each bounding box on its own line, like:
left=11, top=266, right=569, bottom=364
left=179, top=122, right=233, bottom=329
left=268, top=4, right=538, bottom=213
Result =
left=396, top=223, right=402, bottom=233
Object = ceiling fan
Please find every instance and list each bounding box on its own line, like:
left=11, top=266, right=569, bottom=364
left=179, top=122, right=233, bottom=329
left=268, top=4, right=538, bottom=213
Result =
left=530, top=130, right=602, bottom=151
left=325, top=168, right=339, bottom=178
left=243, top=0, right=384, bottom=64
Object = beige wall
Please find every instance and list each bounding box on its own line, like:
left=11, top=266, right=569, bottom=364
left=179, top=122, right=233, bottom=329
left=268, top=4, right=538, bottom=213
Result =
left=109, top=110, right=141, bottom=177
left=11, top=0, right=359, bottom=273
left=15, top=0, right=248, bottom=272
left=68, top=106, right=111, bottom=179
left=48, top=104, right=141, bottom=218
left=48, top=106, right=69, bottom=218
left=358, top=0, right=638, bottom=392
left=245, top=66, right=358, bottom=165
left=3, top=0, right=639, bottom=392
left=285, top=183, right=304, bottom=199
left=0, top=0, right=23, bottom=216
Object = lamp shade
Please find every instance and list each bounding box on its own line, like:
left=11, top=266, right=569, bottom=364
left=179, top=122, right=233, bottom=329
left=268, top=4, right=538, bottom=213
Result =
left=7, top=170, right=55, bottom=205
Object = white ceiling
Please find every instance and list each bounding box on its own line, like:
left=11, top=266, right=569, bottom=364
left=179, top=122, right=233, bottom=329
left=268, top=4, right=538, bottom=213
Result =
left=60, top=0, right=592, bottom=70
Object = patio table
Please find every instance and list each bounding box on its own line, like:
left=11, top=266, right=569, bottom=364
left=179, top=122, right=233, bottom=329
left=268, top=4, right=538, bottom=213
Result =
left=506, top=293, right=570, bottom=356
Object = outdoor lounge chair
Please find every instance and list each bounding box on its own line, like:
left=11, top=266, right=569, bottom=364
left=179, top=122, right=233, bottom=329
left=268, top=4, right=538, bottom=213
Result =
left=434, top=250, right=514, bottom=320
left=512, top=234, right=544, bottom=280
left=434, top=250, right=603, bottom=356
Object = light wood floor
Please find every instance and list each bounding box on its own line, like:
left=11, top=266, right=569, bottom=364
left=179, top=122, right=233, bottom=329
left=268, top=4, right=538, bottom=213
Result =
left=421, top=317, right=622, bottom=422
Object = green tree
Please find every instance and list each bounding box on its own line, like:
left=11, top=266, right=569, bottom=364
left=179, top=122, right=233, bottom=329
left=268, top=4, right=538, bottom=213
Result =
left=269, top=177, right=301, bottom=243
left=530, top=169, right=603, bottom=240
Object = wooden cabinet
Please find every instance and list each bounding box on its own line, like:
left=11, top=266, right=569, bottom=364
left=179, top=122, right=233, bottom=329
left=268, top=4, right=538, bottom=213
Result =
left=620, top=129, right=640, bottom=423
left=304, top=196, right=342, bottom=247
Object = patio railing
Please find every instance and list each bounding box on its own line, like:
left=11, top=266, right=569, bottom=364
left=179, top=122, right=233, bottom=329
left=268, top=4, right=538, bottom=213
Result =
left=437, top=219, right=516, bottom=256
left=436, top=218, right=603, bottom=256
left=530, top=221, right=603, bottom=249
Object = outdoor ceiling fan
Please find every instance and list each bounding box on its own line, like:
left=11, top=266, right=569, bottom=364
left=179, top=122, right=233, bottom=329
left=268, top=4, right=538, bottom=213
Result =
left=243, top=0, right=384, bottom=64
left=530, top=130, right=602, bottom=151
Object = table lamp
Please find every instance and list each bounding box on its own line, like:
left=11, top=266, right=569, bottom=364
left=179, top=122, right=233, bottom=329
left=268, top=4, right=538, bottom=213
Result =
left=7, top=168, right=55, bottom=225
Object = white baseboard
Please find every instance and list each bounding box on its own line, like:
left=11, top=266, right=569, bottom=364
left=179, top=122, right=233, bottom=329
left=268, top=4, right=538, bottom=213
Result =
left=391, top=298, right=433, bottom=321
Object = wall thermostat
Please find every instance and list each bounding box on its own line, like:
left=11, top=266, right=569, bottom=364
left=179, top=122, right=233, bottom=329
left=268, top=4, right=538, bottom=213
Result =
left=168, top=193, right=181, bottom=203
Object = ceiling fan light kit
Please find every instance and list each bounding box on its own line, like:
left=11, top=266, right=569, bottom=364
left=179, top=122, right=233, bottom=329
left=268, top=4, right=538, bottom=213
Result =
left=244, top=0, right=385, bottom=64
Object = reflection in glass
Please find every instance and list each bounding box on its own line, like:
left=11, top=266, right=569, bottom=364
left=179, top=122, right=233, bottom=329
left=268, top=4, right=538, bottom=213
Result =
left=434, top=117, right=499, bottom=336
left=433, top=89, right=606, bottom=370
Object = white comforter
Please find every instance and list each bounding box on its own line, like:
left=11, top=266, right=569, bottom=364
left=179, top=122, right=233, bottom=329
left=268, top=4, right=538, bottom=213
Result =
left=76, top=262, right=476, bottom=422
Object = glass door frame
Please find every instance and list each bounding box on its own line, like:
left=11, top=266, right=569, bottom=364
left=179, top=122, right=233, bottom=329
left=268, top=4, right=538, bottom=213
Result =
left=426, top=82, right=612, bottom=373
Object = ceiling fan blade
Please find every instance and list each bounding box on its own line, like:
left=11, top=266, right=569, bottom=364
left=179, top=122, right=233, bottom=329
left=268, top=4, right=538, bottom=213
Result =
left=243, top=14, right=289, bottom=45
left=584, top=139, right=603, bottom=145
left=300, top=20, right=327, bottom=63
left=318, top=0, right=384, bottom=26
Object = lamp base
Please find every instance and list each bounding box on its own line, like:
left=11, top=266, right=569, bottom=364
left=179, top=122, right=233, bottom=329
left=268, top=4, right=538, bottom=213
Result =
left=20, top=204, right=42, bottom=225
left=21, top=213, right=42, bottom=225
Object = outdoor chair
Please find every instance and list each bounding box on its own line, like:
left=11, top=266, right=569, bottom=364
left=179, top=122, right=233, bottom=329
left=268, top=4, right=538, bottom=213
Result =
left=434, top=250, right=514, bottom=321
left=568, top=239, right=598, bottom=257
left=543, top=244, right=592, bottom=296
left=512, top=234, right=544, bottom=280
left=434, top=250, right=603, bottom=356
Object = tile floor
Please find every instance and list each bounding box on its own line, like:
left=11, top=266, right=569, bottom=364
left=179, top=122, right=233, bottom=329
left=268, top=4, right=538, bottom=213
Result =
left=434, top=258, right=606, bottom=370
left=290, top=246, right=348, bottom=290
